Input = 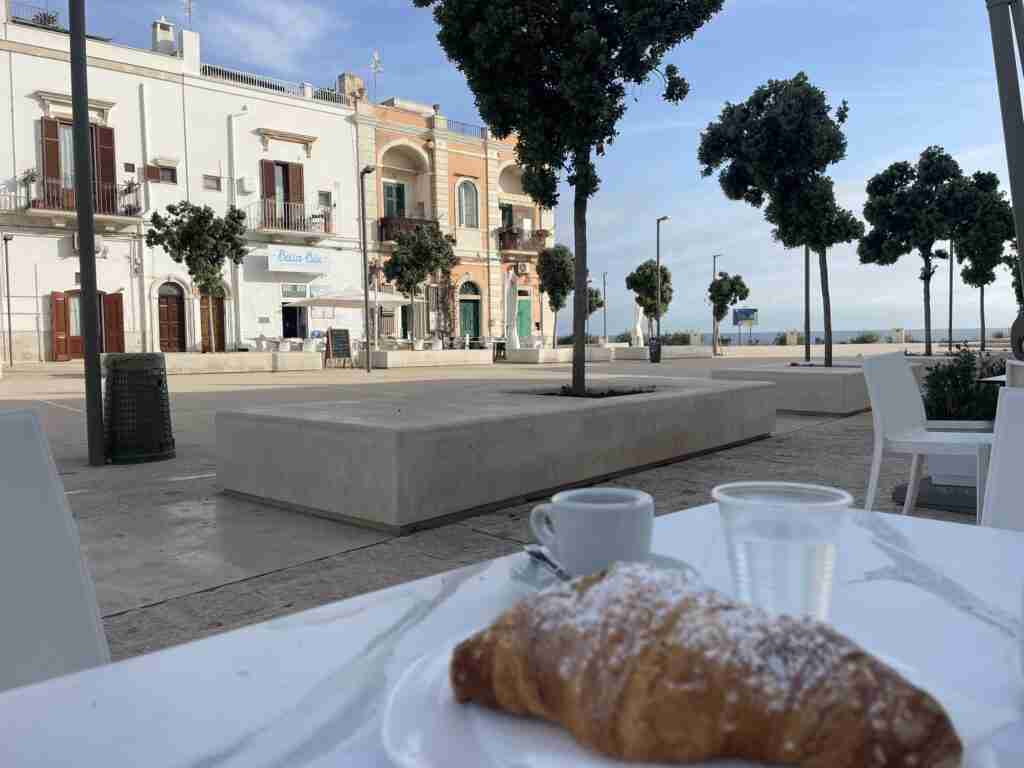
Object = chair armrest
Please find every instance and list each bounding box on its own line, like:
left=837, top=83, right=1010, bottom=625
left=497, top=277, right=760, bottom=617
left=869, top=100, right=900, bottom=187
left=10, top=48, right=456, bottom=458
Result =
left=925, top=420, right=994, bottom=432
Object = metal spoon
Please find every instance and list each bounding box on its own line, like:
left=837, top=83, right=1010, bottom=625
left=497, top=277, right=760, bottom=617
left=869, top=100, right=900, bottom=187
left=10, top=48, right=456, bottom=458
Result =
left=524, top=544, right=572, bottom=581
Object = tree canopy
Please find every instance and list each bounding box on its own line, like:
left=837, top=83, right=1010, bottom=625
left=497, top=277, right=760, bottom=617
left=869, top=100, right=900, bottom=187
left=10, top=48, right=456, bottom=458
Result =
left=947, top=172, right=1014, bottom=291
left=384, top=225, right=458, bottom=300
left=145, top=202, right=247, bottom=296
left=708, top=271, right=750, bottom=323
left=586, top=287, right=604, bottom=318
left=625, top=260, right=673, bottom=320
left=537, top=245, right=575, bottom=314
left=859, top=146, right=963, bottom=355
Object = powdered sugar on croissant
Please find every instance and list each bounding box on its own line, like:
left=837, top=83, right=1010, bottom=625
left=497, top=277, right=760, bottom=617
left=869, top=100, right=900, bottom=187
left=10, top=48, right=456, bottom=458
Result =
left=451, top=562, right=961, bottom=767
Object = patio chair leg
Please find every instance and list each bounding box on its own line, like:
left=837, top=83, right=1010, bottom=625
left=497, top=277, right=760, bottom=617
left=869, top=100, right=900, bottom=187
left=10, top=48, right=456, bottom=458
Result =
left=902, top=454, right=922, bottom=515
left=865, top=443, right=883, bottom=512
left=976, top=446, right=991, bottom=525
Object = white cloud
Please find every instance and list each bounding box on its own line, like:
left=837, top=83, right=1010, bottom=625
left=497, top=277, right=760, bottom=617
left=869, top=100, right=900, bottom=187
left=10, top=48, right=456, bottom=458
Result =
left=201, top=2, right=350, bottom=77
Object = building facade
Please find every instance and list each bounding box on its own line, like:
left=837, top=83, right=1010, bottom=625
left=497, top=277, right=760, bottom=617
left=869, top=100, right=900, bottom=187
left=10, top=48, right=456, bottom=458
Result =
left=0, top=3, right=551, bottom=363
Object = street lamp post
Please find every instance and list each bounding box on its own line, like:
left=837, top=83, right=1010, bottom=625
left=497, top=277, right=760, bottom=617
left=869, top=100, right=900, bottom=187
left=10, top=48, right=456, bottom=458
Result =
left=358, top=165, right=376, bottom=373
left=602, top=271, right=607, bottom=342
left=3, top=234, right=12, bottom=368
left=655, top=216, right=670, bottom=351
left=711, top=253, right=722, bottom=354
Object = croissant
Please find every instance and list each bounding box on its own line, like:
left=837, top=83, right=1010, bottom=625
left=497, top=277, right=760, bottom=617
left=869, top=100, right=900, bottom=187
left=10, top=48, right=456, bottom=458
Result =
left=451, top=563, right=961, bottom=767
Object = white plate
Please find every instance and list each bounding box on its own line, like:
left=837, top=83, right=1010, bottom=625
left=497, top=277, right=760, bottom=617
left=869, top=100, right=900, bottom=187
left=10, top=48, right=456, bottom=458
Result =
left=383, top=642, right=1018, bottom=768
left=509, top=552, right=701, bottom=592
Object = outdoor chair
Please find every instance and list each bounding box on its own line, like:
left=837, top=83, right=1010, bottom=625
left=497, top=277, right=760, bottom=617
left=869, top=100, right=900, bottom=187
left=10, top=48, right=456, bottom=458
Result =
left=980, top=388, right=1024, bottom=531
left=0, top=411, right=109, bottom=692
left=862, top=352, right=993, bottom=515
left=1007, top=359, right=1024, bottom=388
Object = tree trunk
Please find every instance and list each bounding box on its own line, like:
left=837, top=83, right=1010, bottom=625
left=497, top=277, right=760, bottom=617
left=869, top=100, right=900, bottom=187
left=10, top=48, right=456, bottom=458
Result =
left=572, top=186, right=588, bottom=395
left=804, top=245, right=811, bottom=363
left=980, top=284, right=986, bottom=352
left=923, top=261, right=933, bottom=357
left=712, top=318, right=720, bottom=356
left=819, top=249, right=833, bottom=368
left=948, top=241, right=954, bottom=354
left=208, top=306, right=215, bottom=354
left=552, top=309, right=557, bottom=349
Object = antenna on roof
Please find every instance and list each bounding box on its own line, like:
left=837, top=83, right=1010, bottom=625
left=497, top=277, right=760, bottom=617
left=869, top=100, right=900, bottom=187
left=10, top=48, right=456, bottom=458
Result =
left=182, top=0, right=195, bottom=29
left=370, top=50, right=383, bottom=103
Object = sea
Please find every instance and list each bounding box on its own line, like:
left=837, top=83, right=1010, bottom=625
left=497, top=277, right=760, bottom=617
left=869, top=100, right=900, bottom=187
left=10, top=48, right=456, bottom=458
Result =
left=713, top=328, right=1002, bottom=344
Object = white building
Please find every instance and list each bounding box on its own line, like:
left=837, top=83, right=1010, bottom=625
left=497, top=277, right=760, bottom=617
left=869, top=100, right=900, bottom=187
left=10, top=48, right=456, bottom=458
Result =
left=0, top=3, right=365, bottom=361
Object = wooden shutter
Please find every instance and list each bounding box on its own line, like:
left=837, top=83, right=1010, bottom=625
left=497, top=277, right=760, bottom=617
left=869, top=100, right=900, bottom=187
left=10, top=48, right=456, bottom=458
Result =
left=51, top=292, right=69, bottom=361
left=41, top=118, right=60, bottom=181
left=94, top=126, right=116, bottom=214
left=102, top=293, right=124, bottom=353
left=260, top=160, right=275, bottom=200
left=287, top=163, right=304, bottom=203
left=144, top=164, right=161, bottom=182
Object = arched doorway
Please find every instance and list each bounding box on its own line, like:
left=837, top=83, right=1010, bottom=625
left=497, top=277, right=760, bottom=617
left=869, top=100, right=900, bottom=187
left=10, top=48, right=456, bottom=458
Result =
left=158, top=282, right=186, bottom=352
left=459, top=281, right=481, bottom=339
left=200, top=288, right=226, bottom=353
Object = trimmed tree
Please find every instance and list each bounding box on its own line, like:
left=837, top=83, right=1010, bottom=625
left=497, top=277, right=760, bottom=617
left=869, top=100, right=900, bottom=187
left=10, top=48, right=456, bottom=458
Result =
left=384, top=225, right=458, bottom=342
left=625, top=260, right=672, bottom=339
left=859, top=146, right=963, bottom=356
left=698, top=72, right=853, bottom=366
left=145, top=202, right=247, bottom=352
left=537, top=244, right=574, bottom=348
left=414, top=0, right=724, bottom=393
left=765, top=176, right=863, bottom=365
left=1005, top=243, right=1024, bottom=312
left=586, top=287, right=604, bottom=318
left=708, top=271, right=749, bottom=355
left=948, top=172, right=1015, bottom=350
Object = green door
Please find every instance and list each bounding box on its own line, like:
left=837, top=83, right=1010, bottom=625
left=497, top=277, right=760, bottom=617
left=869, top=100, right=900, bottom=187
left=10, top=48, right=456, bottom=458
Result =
left=459, top=300, right=480, bottom=338
left=517, top=298, right=532, bottom=339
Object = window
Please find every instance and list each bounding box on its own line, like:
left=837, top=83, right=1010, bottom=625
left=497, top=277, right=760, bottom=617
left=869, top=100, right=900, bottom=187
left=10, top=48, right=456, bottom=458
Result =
left=58, top=124, right=75, bottom=187
left=460, top=281, right=481, bottom=296
left=457, top=180, right=479, bottom=228
left=318, top=190, right=332, bottom=208
left=67, top=293, right=81, bottom=336
left=203, top=174, right=222, bottom=191
left=500, top=203, right=514, bottom=229
left=146, top=164, right=178, bottom=184
left=383, top=182, right=406, bottom=218
left=281, top=284, right=308, bottom=300
left=41, top=118, right=116, bottom=211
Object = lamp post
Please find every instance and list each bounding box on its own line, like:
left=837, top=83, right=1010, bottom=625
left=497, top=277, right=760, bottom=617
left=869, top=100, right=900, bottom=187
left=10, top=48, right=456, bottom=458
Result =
left=70, top=0, right=104, bottom=466
left=986, top=0, right=1024, bottom=359
left=602, top=271, right=607, bottom=342
left=711, top=253, right=722, bottom=354
left=358, top=165, right=376, bottom=372
left=3, top=234, right=12, bottom=368
left=655, top=215, right=669, bottom=348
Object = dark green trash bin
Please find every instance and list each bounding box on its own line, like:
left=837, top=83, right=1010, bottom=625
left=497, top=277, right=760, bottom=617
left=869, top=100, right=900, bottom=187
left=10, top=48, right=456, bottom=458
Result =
left=103, top=353, right=175, bottom=464
left=649, top=338, right=662, bottom=364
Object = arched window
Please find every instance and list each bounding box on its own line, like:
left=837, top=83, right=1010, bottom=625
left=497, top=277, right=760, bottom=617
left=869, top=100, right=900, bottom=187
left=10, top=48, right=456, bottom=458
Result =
left=457, top=180, right=479, bottom=228
left=459, top=281, right=480, bottom=296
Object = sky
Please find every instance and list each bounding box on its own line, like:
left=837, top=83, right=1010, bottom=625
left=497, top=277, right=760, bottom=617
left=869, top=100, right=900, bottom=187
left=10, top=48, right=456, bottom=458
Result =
left=76, top=0, right=1019, bottom=336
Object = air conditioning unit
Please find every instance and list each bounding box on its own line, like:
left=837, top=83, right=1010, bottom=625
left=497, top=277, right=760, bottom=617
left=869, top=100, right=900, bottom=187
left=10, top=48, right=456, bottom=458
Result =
left=514, top=262, right=529, bottom=275
left=73, top=233, right=106, bottom=257
left=237, top=176, right=255, bottom=195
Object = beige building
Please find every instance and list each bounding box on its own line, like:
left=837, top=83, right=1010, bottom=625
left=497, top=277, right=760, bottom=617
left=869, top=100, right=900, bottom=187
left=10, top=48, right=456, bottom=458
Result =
left=355, top=95, right=556, bottom=344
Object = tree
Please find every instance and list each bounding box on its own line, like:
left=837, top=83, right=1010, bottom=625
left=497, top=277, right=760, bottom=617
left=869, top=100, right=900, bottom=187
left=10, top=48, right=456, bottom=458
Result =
left=860, top=146, right=963, bottom=356
left=537, top=245, right=575, bottom=348
left=145, top=202, right=247, bottom=352
left=698, top=72, right=855, bottom=367
left=946, top=172, right=1014, bottom=351
left=626, top=260, right=672, bottom=338
left=415, top=0, right=723, bottom=393
left=383, top=225, right=458, bottom=341
left=708, top=271, right=749, bottom=355
left=586, top=287, right=604, bottom=317
left=1005, top=244, right=1023, bottom=312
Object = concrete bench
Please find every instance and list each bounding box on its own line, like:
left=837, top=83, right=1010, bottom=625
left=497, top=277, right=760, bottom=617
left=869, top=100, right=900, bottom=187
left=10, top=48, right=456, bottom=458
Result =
left=711, top=365, right=869, bottom=415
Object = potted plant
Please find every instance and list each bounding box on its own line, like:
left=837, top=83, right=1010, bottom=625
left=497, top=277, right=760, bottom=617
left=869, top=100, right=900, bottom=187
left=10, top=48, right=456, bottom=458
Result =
left=20, top=168, right=38, bottom=204
left=922, top=347, right=1005, bottom=486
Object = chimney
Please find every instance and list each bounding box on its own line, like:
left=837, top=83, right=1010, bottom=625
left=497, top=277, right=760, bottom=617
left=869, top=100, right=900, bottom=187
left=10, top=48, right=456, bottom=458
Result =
left=338, top=72, right=366, bottom=100
left=151, top=16, right=177, bottom=56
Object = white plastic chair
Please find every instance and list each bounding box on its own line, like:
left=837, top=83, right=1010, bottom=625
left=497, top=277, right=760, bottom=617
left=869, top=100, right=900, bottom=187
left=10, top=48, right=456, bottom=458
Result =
left=863, top=352, right=993, bottom=514
left=980, top=388, right=1024, bottom=530
left=0, top=411, right=109, bottom=692
left=1007, top=359, right=1024, bottom=388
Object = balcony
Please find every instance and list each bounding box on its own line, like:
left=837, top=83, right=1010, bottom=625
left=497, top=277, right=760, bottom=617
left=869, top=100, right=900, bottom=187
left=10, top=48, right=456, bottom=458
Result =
left=28, top=178, right=142, bottom=222
left=498, top=228, right=548, bottom=253
left=247, top=199, right=334, bottom=241
left=379, top=216, right=439, bottom=243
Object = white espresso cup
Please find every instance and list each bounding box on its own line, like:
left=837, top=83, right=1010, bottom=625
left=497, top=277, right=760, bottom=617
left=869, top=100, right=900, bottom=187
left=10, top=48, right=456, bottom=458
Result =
left=530, top=488, right=654, bottom=577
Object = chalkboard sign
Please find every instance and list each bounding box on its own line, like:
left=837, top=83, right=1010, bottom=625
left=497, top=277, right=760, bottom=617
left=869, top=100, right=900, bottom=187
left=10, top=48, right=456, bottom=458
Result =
left=326, top=327, right=352, bottom=368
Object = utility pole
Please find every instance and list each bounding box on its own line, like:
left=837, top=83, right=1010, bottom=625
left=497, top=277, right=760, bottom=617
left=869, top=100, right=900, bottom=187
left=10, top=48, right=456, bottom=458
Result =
left=656, top=216, right=669, bottom=342
left=70, top=0, right=105, bottom=466
left=3, top=234, right=13, bottom=368
left=804, top=246, right=811, bottom=362
left=359, top=164, right=376, bottom=373
left=949, top=240, right=955, bottom=353
left=712, top=253, right=722, bottom=355
left=602, top=271, right=607, bottom=342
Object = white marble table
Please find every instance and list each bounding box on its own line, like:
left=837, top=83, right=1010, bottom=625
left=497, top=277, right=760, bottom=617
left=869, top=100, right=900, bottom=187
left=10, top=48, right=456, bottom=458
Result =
left=2, top=505, right=1023, bottom=767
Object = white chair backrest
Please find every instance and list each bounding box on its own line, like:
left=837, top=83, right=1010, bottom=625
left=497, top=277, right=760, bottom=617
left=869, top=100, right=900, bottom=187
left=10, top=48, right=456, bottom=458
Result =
left=1007, top=359, right=1024, bottom=388
left=863, top=352, right=928, bottom=440
left=981, top=388, right=1024, bottom=531
left=0, top=411, right=109, bottom=692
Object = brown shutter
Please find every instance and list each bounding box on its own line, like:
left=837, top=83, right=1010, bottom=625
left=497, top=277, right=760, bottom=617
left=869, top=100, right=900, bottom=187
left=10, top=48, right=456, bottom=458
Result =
left=94, top=126, right=116, bottom=214
left=41, top=118, right=60, bottom=208
left=145, top=164, right=160, bottom=182
left=51, top=292, right=69, bottom=361
left=102, top=293, right=124, bottom=353
left=287, top=163, right=304, bottom=204
left=260, top=160, right=275, bottom=200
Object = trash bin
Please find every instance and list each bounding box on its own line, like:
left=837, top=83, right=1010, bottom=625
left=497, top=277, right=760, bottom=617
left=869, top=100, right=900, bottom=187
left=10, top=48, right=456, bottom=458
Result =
left=103, top=353, right=175, bottom=464
left=649, top=337, right=662, bottom=364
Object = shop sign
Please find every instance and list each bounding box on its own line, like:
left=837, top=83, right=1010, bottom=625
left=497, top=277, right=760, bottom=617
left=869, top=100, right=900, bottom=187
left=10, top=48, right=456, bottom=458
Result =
left=267, top=246, right=330, bottom=273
